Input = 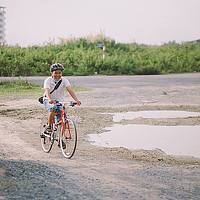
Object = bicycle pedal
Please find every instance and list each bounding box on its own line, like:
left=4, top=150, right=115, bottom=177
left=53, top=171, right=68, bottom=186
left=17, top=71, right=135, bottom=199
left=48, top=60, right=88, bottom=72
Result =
left=40, top=133, right=45, bottom=138
left=44, top=129, right=52, bottom=133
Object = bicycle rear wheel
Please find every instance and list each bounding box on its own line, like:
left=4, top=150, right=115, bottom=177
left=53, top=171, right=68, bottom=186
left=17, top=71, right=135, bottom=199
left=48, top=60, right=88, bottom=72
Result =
left=60, top=118, right=77, bottom=159
left=40, top=122, right=54, bottom=153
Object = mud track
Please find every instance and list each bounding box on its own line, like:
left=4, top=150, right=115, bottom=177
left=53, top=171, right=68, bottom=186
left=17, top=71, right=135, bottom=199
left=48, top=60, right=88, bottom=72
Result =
left=1, top=99, right=200, bottom=199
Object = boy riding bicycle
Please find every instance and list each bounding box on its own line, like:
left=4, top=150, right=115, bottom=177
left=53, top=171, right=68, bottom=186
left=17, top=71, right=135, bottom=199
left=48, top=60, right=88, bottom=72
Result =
left=43, top=63, right=81, bottom=133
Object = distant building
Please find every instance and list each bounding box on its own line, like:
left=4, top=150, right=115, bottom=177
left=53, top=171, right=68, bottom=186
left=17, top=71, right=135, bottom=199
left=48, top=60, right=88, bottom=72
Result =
left=0, top=6, right=6, bottom=45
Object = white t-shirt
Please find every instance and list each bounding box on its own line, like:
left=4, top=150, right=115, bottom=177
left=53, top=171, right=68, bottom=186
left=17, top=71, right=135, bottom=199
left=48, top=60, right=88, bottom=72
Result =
left=43, top=77, right=71, bottom=101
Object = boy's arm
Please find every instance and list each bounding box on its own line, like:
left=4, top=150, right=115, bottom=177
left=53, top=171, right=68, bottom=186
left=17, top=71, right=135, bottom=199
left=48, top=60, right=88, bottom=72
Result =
left=66, top=86, right=81, bottom=106
left=44, top=88, right=55, bottom=104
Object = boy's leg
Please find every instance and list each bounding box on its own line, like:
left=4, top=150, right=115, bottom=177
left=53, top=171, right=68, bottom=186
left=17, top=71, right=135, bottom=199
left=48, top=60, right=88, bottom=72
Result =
left=43, top=99, right=56, bottom=132
left=47, top=111, right=55, bottom=131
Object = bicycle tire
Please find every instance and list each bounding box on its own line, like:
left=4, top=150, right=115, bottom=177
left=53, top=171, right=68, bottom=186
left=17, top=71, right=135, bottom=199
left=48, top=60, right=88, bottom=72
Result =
left=59, top=118, right=77, bottom=159
left=40, top=120, right=54, bottom=153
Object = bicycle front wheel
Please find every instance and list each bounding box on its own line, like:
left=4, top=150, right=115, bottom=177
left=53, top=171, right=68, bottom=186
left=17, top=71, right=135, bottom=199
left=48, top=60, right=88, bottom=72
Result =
left=41, top=132, right=54, bottom=153
left=60, top=118, right=77, bottom=159
left=40, top=120, right=54, bottom=153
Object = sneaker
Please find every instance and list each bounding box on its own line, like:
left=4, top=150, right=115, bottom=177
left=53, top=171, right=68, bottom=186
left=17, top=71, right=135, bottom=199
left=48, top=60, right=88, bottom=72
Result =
left=44, top=125, right=52, bottom=133
left=40, top=132, right=45, bottom=138
left=40, top=130, right=51, bottom=138
left=58, top=140, right=66, bottom=149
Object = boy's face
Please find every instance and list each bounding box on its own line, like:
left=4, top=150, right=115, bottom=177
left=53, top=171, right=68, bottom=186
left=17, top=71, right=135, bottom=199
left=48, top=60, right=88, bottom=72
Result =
left=52, top=70, right=62, bottom=80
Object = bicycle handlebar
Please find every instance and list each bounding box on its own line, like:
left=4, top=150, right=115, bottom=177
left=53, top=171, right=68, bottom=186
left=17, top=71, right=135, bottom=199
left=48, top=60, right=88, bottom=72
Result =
left=57, top=101, right=77, bottom=107
left=69, top=101, right=77, bottom=107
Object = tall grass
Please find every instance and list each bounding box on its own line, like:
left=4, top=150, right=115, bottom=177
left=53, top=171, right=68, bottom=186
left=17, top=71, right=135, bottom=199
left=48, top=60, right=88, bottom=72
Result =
left=0, top=36, right=200, bottom=76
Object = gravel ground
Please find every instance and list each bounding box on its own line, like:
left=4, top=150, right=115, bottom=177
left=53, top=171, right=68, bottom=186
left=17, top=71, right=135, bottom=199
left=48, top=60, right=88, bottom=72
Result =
left=1, top=158, right=200, bottom=200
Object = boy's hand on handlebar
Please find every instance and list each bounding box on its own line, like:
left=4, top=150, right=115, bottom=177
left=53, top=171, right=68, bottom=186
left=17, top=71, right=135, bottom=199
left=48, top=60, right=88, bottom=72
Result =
left=76, top=100, right=81, bottom=106
left=48, top=99, right=56, bottom=104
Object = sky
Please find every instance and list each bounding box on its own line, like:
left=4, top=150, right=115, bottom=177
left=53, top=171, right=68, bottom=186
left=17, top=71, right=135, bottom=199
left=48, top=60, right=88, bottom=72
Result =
left=1, top=0, right=200, bottom=46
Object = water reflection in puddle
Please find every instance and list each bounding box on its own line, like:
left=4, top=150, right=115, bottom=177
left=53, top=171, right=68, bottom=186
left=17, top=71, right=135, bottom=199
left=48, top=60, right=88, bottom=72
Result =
left=111, top=110, right=200, bottom=122
left=88, top=124, right=200, bottom=158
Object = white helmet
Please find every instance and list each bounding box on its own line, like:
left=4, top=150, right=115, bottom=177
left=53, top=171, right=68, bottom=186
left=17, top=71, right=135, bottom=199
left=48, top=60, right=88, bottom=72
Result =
left=50, top=63, right=64, bottom=72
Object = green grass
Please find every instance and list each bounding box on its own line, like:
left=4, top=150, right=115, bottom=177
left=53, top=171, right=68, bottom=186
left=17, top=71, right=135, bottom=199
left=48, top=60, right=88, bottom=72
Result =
left=0, top=80, right=89, bottom=97
left=0, top=80, right=42, bottom=96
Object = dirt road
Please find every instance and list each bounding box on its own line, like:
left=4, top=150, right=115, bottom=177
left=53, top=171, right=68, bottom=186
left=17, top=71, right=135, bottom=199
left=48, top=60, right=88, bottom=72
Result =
left=1, top=74, right=200, bottom=199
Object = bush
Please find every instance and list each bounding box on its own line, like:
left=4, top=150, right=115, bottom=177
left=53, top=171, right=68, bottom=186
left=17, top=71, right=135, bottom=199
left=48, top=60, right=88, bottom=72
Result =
left=0, top=38, right=199, bottom=76
left=134, top=66, right=160, bottom=75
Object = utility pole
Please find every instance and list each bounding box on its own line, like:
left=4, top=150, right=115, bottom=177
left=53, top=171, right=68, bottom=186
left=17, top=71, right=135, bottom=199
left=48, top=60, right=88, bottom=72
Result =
left=0, top=6, right=6, bottom=45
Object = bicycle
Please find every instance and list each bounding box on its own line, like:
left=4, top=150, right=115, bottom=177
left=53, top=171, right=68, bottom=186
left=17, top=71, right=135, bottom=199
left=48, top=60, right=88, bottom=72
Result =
left=40, top=101, right=78, bottom=159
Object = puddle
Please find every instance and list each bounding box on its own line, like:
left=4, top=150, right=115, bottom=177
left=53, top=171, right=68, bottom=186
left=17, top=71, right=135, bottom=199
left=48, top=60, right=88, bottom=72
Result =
left=88, top=124, right=200, bottom=158
left=110, top=110, right=200, bottom=122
